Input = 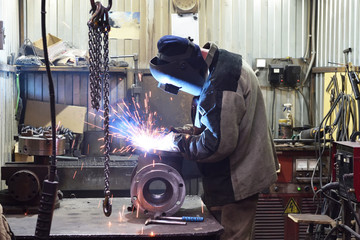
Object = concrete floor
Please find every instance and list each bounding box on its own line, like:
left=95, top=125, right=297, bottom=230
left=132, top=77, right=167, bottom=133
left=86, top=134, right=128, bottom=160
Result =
left=6, top=196, right=223, bottom=239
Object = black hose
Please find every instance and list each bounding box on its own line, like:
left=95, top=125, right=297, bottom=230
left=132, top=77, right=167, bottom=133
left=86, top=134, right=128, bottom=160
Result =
left=339, top=224, right=360, bottom=239
left=41, top=0, right=57, bottom=179
left=34, top=1, right=58, bottom=239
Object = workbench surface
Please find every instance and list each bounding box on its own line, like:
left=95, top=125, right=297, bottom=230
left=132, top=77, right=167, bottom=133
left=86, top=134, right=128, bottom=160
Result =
left=6, top=196, right=223, bottom=240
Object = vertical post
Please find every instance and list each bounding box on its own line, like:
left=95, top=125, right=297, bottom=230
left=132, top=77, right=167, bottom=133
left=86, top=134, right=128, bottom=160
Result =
left=0, top=21, right=4, bottom=50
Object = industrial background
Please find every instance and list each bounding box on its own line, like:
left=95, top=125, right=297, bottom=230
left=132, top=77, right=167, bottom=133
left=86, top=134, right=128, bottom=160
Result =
left=0, top=0, right=360, bottom=239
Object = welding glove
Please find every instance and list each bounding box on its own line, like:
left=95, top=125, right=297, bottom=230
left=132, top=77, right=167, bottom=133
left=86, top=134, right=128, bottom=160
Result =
left=169, top=124, right=194, bottom=135
left=172, top=133, right=191, bottom=157
left=0, top=205, right=14, bottom=240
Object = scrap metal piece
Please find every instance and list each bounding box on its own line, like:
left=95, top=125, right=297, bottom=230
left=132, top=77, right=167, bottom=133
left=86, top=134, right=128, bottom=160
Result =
left=145, top=218, right=187, bottom=226
left=157, top=216, right=204, bottom=222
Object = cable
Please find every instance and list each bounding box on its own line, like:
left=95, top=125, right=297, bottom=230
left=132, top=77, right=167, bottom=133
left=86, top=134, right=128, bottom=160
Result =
left=296, top=87, right=310, bottom=121
left=271, top=87, right=276, bottom=135
left=15, top=73, right=20, bottom=114
left=34, top=0, right=58, bottom=239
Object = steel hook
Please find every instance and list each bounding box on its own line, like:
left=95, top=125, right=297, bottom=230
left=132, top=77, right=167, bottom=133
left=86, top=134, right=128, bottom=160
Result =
left=106, top=0, right=112, bottom=11
left=90, top=0, right=96, bottom=13
left=103, top=191, right=112, bottom=217
left=88, top=2, right=102, bottom=26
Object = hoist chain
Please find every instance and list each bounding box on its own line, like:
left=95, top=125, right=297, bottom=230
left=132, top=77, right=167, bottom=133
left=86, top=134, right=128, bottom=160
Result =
left=102, top=30, right=112, bottom=217
left=88, top=26, right=102, bottom=110
left=87, top=0, right=112, bottom=216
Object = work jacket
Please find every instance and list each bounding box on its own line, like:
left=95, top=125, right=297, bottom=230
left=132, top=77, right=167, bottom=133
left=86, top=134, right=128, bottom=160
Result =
left=175, top=42, right=279, bottom=207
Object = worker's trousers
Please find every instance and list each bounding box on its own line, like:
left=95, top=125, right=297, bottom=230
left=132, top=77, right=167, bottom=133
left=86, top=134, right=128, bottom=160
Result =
left=209, top=193, right=259, bottom=240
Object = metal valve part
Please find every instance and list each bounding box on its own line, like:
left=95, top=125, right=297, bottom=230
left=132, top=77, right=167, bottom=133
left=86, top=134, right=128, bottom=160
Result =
left=18, top=130, right=65, bottom=156
left=130, top=151, right=186, bottom=217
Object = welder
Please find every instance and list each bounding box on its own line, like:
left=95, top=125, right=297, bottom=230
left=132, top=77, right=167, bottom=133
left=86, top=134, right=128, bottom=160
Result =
left=149, top=35, right=279, bottom=240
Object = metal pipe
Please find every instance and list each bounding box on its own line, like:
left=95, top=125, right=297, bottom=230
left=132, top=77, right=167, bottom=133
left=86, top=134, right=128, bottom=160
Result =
left=302, top=0, right=317, bottom=88
left=111, top=54, right=140, bottom=102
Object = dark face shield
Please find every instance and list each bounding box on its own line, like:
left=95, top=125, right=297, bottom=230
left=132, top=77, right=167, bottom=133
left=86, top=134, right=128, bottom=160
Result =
left=149, top=39, right=208, bottom=96
left=149, top=57, right=206, bottom=96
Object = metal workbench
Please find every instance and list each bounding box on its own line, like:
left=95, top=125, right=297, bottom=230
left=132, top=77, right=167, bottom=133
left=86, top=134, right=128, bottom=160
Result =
left=6, top=196, right=223, bottom=240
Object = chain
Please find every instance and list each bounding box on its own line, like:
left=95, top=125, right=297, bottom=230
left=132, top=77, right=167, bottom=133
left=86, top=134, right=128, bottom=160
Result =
left=88, top=1, right=112, bottom=216
left=102, top=29, right=111, bottom=216
left=88, top=26, right=102, bottom=110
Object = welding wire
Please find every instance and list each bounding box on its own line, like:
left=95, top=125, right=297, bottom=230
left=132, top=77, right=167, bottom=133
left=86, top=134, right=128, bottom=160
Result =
left=73, top=171, right=77, bottom=179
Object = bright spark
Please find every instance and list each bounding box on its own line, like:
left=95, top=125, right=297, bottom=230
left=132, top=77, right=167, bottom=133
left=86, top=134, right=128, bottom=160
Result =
left=108, top=98, right=179, bottom=152
left=136, top=203, right=139, bottom=218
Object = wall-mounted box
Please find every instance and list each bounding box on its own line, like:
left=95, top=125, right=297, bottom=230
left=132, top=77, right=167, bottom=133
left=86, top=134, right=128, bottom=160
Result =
left=268, top=64, right=284, bottom=86
left=284, top=65, right=301, bottom=87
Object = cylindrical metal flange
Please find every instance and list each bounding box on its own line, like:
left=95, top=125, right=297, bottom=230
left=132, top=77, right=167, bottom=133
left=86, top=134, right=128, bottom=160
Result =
left=8, top=170, right=40, bottom=202
left=18, top=135, right=65, bottom=156
left=130, top=152, right=186, bottom=216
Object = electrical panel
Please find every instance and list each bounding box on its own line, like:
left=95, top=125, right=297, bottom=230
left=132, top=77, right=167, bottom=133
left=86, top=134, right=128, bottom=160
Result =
left=268, top=64, right=284, bottom=86
left=268, top=63, right=301, bottom=88
left=284, top=64, right=301, bottom=87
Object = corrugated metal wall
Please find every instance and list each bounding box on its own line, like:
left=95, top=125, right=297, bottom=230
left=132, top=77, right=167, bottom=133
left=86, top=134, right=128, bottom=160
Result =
left=0, top=0, right=19, bottom=189
left=24, top=0, right=311, bottom=136
left=0, top=70, right=16, bottom=190
left=19, top=69, right=126, bottom=132
left=199, top=0, right=310, bottom=133
left=315, top=0, right=360, bottom=125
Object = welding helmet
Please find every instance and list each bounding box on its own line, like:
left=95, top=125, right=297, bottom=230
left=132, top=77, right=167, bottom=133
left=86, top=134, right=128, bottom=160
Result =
left=149, top=35, right=208, bottom=96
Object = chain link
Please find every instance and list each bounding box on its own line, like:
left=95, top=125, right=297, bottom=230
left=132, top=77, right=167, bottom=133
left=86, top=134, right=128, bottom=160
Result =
left=88, top=6, right=112, bottom=216
left=102, top=30, right=111, bottom=201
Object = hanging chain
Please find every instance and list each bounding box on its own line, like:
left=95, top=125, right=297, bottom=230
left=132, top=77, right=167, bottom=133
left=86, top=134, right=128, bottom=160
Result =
left=102, top=29, right=111, bottom=216
left=88, top=26, right=102, bottom=110
left=88, top=0, right=112, bottom=217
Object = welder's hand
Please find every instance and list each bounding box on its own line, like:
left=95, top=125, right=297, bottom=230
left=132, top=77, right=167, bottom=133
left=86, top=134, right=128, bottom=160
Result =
left=172, top=132, right=191, bottom=154
left=169, top=124, right=194, bottom=135
left=172, top=133, right=183, bottom=153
